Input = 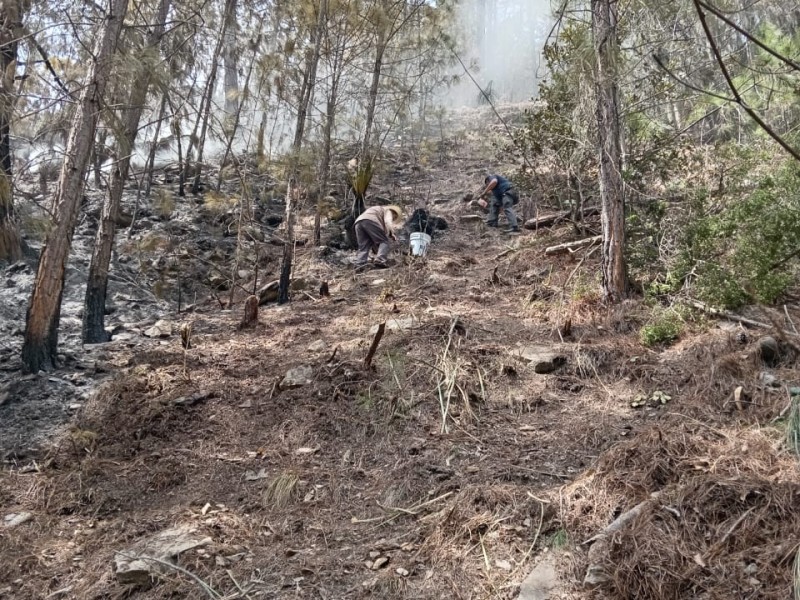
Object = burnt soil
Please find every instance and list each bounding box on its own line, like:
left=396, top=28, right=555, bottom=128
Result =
left=2, top=106, right=800, bottom=600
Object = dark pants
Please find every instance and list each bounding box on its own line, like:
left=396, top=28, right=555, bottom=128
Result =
left=487, top=192, right=518, bottom=229
left=355, top=219, right=390, bottom=266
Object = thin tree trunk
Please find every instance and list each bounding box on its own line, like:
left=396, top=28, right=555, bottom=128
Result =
left=191, top=0, right=235, bottom=194
left=293, top=0, right=326, bottom=150
left=0, top=0, right=28, bottom=262
left=143, top=91, right=169, bottom=200
left=21, top=0, right=128, bottom=372
left=217, top=33, right=260, bottom=192
left=361, top=29, right=386, bottom=160
left=222, top=0, right=239, bottom=115
left=592, top=0, right=626, bottom=303
left=83, top=0, right=171, bottom=343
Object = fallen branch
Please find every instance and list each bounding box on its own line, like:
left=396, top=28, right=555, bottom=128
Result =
left=524, top=206, right=600, bottom=231
left=545, top=235, right=602, bottom=256
left=689, top=300, right=800, bottom=337
left=583, top=493, right=661, bottom=587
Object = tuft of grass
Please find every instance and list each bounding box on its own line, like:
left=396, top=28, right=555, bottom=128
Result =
left=264, top=472, right=299, bottom=509
left=550, top=528, right=569, bottom=550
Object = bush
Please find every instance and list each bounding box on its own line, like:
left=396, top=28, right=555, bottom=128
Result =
left=640, top=309, right=683, bottom=347
left=671, top=162, right=800, bottom=309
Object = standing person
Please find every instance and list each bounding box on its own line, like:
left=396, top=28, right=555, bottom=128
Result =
left=354, top=204, right=403, bottom=270
left=478, top=173, right=520, bottom=233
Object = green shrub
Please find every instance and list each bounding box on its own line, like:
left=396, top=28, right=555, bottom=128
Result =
left=640, top=309, right=683, bottom=347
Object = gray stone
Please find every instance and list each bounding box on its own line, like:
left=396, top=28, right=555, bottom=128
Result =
left=759, top=371, right=778, bottom=387
left=308, top=340, right=327, bottom=352
left=3, top=512, right=32, bottom=529
left=281, top=365, right=314, bottom=389
left=518, top=555, right=558, bottom=600
left=114, top=524, right=212, bottom=585
left=369, top=317, right=418, bottom=335
left=143, top=320, right=173, bottom=339
left=511, top=347, right=567, bottom=374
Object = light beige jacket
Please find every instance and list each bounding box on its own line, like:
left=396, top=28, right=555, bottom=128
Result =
left=355, top=206, right=397, bottom=236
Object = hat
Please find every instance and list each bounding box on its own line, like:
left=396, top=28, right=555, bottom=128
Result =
left=386, top=205, right=402, bottom=219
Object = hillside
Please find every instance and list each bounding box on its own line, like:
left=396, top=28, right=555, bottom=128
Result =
left=2, top=105, right=800, bottom=600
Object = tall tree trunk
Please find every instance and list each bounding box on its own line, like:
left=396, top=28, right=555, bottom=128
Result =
left=217, top=32, right=260, bottom=191
left=222, top=0, right=239, bottom=115
left=0, top=0, right=28, bottom=262
left=21, top=0, right=128, bottom=372
left=293, top=0, right=326, bottom=150
left=592, top=0, right=626, bottom=304
left=83, top=0, right=171, bottom=343
left=191, top=0, right=235, bottom=194
left=361, top=29, right=386, bottom=160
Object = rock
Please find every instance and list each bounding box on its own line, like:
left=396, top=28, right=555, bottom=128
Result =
left=758, top=336, right=780, bottom=366
left=519, top=555, right=558, bottom=600
left=369, top=316, right=418, bottom=334
left=396, top=567, right=409, bottom=577
left=495, top=559, right=512, bottom=571
left=511, top=347, right=567, bottom=374
left=308, top=340, right=327, bottom=352
left=281, top=365, right=314, bottom=389
left=459, top=214, right=483, bottom=223
left=114, top=524, right=212, bottom=585
left=258, top=280, right=279, bottom=304
left=143, top=320, right=172, bottom=338
left=371, top=556, right=389, bottom=570
left=258, top=278, right=315, bottom=304
left=758, top=371, right=778, bottom=387
left=4, top=512, right=32, bottom=528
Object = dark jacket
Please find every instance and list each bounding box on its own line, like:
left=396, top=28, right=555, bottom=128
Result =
left=488, top=174, right=513, bottom=201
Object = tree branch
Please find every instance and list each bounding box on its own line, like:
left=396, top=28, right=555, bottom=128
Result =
left=691, top=0, right=800, bottom=163
left=697, top=0, right=800, bottom=73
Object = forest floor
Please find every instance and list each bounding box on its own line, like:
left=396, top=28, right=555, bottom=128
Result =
left=2, top=105, right=800, bottom=600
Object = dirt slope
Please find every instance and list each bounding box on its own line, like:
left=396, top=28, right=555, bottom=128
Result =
left=2, top=106, right=799, bottom=600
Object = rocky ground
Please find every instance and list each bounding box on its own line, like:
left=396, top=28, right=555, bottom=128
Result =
left=2, top=105, right=800, bottom=600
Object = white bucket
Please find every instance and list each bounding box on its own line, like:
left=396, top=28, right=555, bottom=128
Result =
left=409, top=232, right=432, bottom=257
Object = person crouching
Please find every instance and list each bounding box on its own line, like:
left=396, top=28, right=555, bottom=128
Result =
left=354, top=204, right=403, bottom=271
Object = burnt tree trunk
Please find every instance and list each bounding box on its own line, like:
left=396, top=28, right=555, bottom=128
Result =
left=21, top=0, right=128, bottom=372
left=239, top=294, right=258, bottom=329
left=277, top=177, right=295, bottom=305
left=83, top=0, right=171, bottom=343
left=592, top=0, right=627, bottom=303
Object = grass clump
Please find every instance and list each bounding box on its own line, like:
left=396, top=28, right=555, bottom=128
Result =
left=264, top=471, right=299, bottom=509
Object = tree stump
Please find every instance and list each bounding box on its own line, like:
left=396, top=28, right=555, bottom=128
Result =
left=239, top=295, right=259, bottom=329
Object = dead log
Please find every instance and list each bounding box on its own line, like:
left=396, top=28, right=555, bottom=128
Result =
left=239, top=295, right=259, bottom=329
left=544, top=235, right=602, bottom=256
left=583, top=493, right=660, bottom=587
left=523, top=211, right=570, bottom=230
left=524, top=207, right=600, bottom=230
